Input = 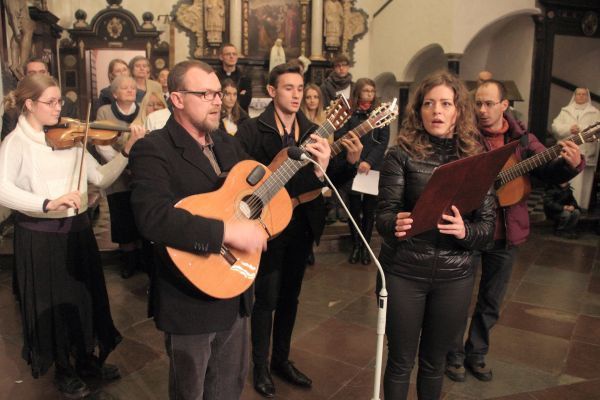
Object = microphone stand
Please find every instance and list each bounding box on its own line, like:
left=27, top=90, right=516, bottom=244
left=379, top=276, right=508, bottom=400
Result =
left=299, top=154, right=387, bottom=400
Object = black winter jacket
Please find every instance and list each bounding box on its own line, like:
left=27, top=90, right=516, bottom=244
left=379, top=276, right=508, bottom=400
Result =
left=376, top=136, right=496, bottom=282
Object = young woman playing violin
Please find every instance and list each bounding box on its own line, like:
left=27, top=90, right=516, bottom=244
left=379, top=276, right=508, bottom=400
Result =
left=0, top=75, right=143, bottom=399
left=96, top=75, right=148, bottom=278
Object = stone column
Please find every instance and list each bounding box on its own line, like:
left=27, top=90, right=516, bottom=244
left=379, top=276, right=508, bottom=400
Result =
left=311, top=0, right=324, bottom=60
left=229, top=0, right=242, bottom=51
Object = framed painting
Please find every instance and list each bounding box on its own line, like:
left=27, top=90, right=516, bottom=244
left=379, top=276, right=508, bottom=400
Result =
left=245, top=0, right=303, bottom=59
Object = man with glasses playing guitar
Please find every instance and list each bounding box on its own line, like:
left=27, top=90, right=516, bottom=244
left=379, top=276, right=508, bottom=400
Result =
left=446, top=79, right=584, bottom=383
left=129, top=60, right=332, bottom=400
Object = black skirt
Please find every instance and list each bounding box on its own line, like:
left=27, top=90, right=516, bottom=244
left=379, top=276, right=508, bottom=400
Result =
left=14, top=213, right=122, bottom=378
left=106, top=191, right=140, bottom=244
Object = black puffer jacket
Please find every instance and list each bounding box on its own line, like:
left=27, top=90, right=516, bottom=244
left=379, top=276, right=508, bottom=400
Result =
left=376, top=136, right=496, bottom=282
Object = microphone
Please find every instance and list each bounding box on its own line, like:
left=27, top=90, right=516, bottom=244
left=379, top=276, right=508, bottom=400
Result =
left=294, top=147, right=388, bottom=400
left=287, top=146, right=310, bottom=162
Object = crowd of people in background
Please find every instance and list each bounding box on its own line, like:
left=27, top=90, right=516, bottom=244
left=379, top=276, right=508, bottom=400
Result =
left=0, top=41, right=597, bottom=400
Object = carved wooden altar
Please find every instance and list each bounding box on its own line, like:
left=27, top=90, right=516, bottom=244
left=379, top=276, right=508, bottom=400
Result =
left=173, top=0, right=367, bottom=95
left=60, top=0, right=168, bottom=116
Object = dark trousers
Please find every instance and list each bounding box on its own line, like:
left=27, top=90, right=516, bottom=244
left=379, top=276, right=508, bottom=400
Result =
left=447, top=242, right=518, bottom=365
left=251, top=216, right=313, bottom=367
left=348, top=191, right=377, bottom=245
left=384, top=273, right=474, bottom=400
left=165, top=316, right=249, bottom=400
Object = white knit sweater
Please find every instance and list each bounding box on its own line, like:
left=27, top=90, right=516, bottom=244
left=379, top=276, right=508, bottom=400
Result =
left=0, top=115, right=128, bottom=218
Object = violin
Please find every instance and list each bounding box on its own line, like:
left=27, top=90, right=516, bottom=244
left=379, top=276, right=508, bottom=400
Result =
left=45, top=117, right=131, bottom=150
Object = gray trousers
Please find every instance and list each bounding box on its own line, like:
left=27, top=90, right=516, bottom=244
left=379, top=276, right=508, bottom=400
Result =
left=165, top=316, right=249, bottom=400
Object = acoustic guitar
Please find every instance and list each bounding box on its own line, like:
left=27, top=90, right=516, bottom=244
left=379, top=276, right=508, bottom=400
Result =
left=287, top=100, right=399, bottom=207
left=496, top=121, right=600, bottom=207
left=166, top=96, right=352, bottom=299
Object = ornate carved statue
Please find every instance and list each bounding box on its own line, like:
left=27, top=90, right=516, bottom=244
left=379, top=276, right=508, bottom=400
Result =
left=269, top=38, right=286, bottom=71
left=324, top=0, right=343, bottom=49
left=5, top=0, right=36, bottom=79
left=205, top=0, right=225, bottom=46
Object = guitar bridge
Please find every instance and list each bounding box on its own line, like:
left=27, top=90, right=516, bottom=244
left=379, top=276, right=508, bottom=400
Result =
left=220, top=245, right=237, bottom=265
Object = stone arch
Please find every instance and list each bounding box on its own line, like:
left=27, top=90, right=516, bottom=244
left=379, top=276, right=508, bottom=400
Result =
left=401, top=43, right=446, bottom=83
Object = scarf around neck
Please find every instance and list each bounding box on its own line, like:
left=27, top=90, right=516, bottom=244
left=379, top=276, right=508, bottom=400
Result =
left=328, top=72, right=353, bottom=91
left=111, top=101, right=139, bottom=124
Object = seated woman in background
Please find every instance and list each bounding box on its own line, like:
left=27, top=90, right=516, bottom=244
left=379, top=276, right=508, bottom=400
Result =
left=133, top=88, right=168, bottom=128
left=0, top=74, right=143, bottom=399
left=219, top=78, right=249, bottom=135
left=96, top=59, right=130, bottom=113
left=96, top=76, right=147, bottom=279
left=129, top=56, right=162, bottom=104
left=301, top=83, right=326, bottom=126
left=376, top=70, right=495, bottom=400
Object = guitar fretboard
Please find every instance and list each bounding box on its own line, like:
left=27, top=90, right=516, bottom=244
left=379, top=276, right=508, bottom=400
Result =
left=497, top=123, right=600, bottom=186
left=330, top=119, right=375, bottom=158
left=253, top=119, right=337, bottom=206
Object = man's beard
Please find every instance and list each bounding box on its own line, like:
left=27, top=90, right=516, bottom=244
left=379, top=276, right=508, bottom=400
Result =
left=194, top=118, right=220, bottom=134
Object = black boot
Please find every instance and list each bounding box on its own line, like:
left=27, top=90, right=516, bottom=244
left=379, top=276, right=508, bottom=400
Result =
left=349, top=244, right=361, bottom=264
left=121, top=250, right=136, bottom=279
left=361, top=246, right=371, bottom=265
left=54, top=365, right=90, bottom=399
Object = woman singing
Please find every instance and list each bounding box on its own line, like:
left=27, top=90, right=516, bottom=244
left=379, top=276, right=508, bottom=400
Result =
left=376, top=71, right=495, bottom=400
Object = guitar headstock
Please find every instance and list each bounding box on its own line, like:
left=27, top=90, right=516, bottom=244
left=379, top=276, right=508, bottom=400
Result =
left=325, top=95, right=352, bottom=130
left=368, top=98, right=399, bottom=128
left=581, top=121, right=600, bottom=142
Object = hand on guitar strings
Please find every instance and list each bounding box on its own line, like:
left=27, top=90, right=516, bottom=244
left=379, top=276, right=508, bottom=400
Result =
left=223, top=220, right=268, bottom=253
left=438, top=205, right=466, bottom=240
left=394, top=212, right=413, bottom=238
left=341, top=131, right=363, bottom=165
left=558, top=140, right=582, bottom=169
left=304, top=134, right=331, bottom=178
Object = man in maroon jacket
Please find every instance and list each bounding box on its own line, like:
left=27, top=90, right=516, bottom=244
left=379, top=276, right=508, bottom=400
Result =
left=446, top=79, right=584, bottom=382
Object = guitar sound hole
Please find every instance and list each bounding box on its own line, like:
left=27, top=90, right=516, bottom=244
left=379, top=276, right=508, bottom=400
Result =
left=239, top=195, right=264, bottom=219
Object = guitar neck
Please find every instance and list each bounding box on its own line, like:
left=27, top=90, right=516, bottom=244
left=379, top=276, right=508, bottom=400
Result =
left=497, top=131, right=586, bottom=186
left=256, top=119, right=338, bottom=204
left=329, top=119, right=375, bottom=158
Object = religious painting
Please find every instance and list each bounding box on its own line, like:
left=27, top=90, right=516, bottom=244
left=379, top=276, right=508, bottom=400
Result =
left=247, top=0, right=302, bottom=59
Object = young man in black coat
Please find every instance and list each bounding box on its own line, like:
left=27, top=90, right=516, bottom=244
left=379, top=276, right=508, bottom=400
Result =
left=215, top=43, right=253, bottom=112
left=236, top=62, right=362, bottom=398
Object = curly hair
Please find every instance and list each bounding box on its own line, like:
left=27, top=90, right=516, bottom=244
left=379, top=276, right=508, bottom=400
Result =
left=398, top=70, right=482, bottom=159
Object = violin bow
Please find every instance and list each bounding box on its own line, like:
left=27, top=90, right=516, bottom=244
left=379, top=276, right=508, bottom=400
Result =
left=75, top=102, right=93, bottom=214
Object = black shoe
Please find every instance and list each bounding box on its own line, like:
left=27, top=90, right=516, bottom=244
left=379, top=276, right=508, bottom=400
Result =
left=121, top=251, right=136, bottom=279
left=466, top=361, right=492, bottom=381
left=349, top=245, right=361, bottom=264
left=54, top=369, right=90, bottom=399
left=77, top=356, right=121, bottom=381
left=445, top=363, right=466, bottom=382
left=307, top=250, right=315, bottom=266
left=253, top=365, right=275, bottom=398
left=271, top=360, right=312, bottom=388
left=361, top=247, right=371, bottom=265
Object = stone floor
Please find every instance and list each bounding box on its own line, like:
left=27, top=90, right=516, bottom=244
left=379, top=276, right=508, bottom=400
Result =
left=0, top=206, right=599, bottom=399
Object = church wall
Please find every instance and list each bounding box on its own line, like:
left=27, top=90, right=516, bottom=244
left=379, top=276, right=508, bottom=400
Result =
left=365, top=0, right=538, bottom=81
left=461, top=15, right=535, bottom=126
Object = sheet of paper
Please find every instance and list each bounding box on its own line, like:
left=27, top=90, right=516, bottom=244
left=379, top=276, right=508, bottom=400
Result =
left=351, top=170, right=380, bottom=196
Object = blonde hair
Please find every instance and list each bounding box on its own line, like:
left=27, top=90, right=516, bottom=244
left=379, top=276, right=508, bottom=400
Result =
left=398, top=70, right=482, bottom=159
left=134, top=89, right=168, bottom=126
left=3, top=74, right=59, bottom=114
left=301, top=83, right=326, bottom=125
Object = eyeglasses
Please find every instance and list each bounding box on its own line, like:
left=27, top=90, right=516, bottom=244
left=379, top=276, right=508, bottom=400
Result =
left=475, top=101, right=501, bottom=109
left=36, top=98, right=64, bottom=108
left=177, top=90, right=224, bottom=101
